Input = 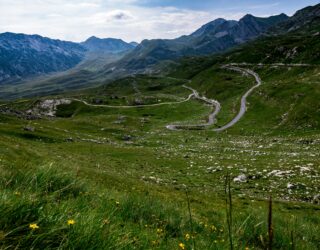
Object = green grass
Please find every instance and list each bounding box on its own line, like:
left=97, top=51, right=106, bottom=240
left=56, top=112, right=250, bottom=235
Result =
left=1, top=161, right=319, bottom=249
left=1, top=62, right=320, bottom=249
left=1, top=15, right=320, bottom=249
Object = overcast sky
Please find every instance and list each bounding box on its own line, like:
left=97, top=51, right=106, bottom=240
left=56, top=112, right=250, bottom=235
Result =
left=0, top=0, right=319, bottom=43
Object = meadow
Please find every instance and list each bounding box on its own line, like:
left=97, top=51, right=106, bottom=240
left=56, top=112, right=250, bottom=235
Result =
left=0, top=64, right=319, bottom=249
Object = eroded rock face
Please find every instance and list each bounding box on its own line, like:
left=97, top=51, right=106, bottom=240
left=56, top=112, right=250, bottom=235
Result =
left=27, top=99, right=71, bottom=117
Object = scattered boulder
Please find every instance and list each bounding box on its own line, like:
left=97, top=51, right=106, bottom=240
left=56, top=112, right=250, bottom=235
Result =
left=133, top=98, right=143, bottom=105
left=313, top=194, right=320, bottom=204
left=206, top=167, right=223, bottom=173
left=65, top=137, right=74, bottom=142
left=141, top=176, right=163, bottom=184
left=122, top=135, right=132, bottom=141
left=23, top=125, right=35, bottom=132
left=287, top=183, right=295, bottom=189
left=287, top=182, right=306, bottom=190
left=233, top=174, right=247, bottom=183
left=267, top=170, right=293, bottom=177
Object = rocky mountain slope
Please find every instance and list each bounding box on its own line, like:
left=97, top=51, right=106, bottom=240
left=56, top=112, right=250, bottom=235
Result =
left=0, top=33, right=86, bottom=83
left=0, top=34, right=136, bottom=83
left=0, top=12, right=290, bottom=85
left=222, top=3, right=320, bottom=64
left=269, top=3, right=320, bottom=34
left=111, top=13, right=288, bottom=72
left=167, top=3, right=320, bottom=80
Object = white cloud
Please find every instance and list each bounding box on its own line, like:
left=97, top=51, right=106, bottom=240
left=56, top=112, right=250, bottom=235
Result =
left=0, top=0, right=244, bottom=42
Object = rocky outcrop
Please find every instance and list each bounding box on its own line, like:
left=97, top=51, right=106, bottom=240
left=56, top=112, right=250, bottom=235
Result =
left=27, top=99, right=71, bottom=117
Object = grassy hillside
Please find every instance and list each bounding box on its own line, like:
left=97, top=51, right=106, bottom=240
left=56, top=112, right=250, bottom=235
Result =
left=1, top=64, right=319, bottom=249
left=193, top=65, right=320, bottom=133
left=1, top=6, right=320, bottom=249
left=224, top=15, right=320, bottom=64
left=224, top=32, right=320, bottom=65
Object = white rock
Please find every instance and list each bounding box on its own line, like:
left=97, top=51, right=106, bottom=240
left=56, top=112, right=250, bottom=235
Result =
left=233, top=174, right=247, bottom=183
left=287, top=183, right=295, bottom=189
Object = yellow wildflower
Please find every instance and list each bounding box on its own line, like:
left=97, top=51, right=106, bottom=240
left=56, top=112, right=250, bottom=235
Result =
left=178, top=242, right=185, bottom=250
left=67, top=219, right=75, bottom=225
left=29, top=223, right=39, bottom=230
left=157, top=228, right=163, bottom=234
left=185, top=233, right=190, bottom=241
left=245, top=247, right=249, bottom=250
left=115, top=201, right=120, bottom=206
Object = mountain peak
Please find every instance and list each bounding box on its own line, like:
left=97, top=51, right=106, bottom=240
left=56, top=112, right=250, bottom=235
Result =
left=82, top=36, right=134, bottom=53
left=242, top=14, right=254, bottom=19
left=191, top=18, right=228, bottom=37
left=240, top=14, right=260, bottom=23
left=84, top=36, right=124, bottom=43
left=268, top=3, right=320, bottom=34
left=240, top=13, right=289, bottom=23
left=239, top=13, right=289, bottom=30
left=86, top=36, right=99, bottom=41
left=210, top=18, right=227, bottom=24
left=279, top=13, right=289, bottom=18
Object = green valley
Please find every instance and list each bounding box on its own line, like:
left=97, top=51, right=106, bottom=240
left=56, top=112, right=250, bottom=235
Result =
left=0, top=2, right=320, bottom=250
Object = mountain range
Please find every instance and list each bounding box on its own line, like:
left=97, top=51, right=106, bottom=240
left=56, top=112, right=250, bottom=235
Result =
left=81, top=36, right=136, bottom=53
left=0, top=3, right=319, bottom=98
left=0, top=33, right=85, bottom=83
left=114, top=13, right=288, bottom=72
left=0, top=34, right=136, bottom=83
left=0, top=12, right=289, bottom=84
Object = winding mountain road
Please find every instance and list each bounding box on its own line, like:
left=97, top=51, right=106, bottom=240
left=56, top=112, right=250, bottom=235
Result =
left=213, top=66, right=262, bottom=132
left=69, top=89, right=195, bottom=109
left=166, top=66, right=262, bottom=132
left=69, top=66, right=261, bottom=132
left=166, top=86, right=221, bottom=130
left=0, top=65, right=261, bottom=133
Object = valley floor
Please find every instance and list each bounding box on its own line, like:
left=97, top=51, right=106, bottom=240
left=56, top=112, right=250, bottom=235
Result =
left=0, top=64, right=319, bottom=249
